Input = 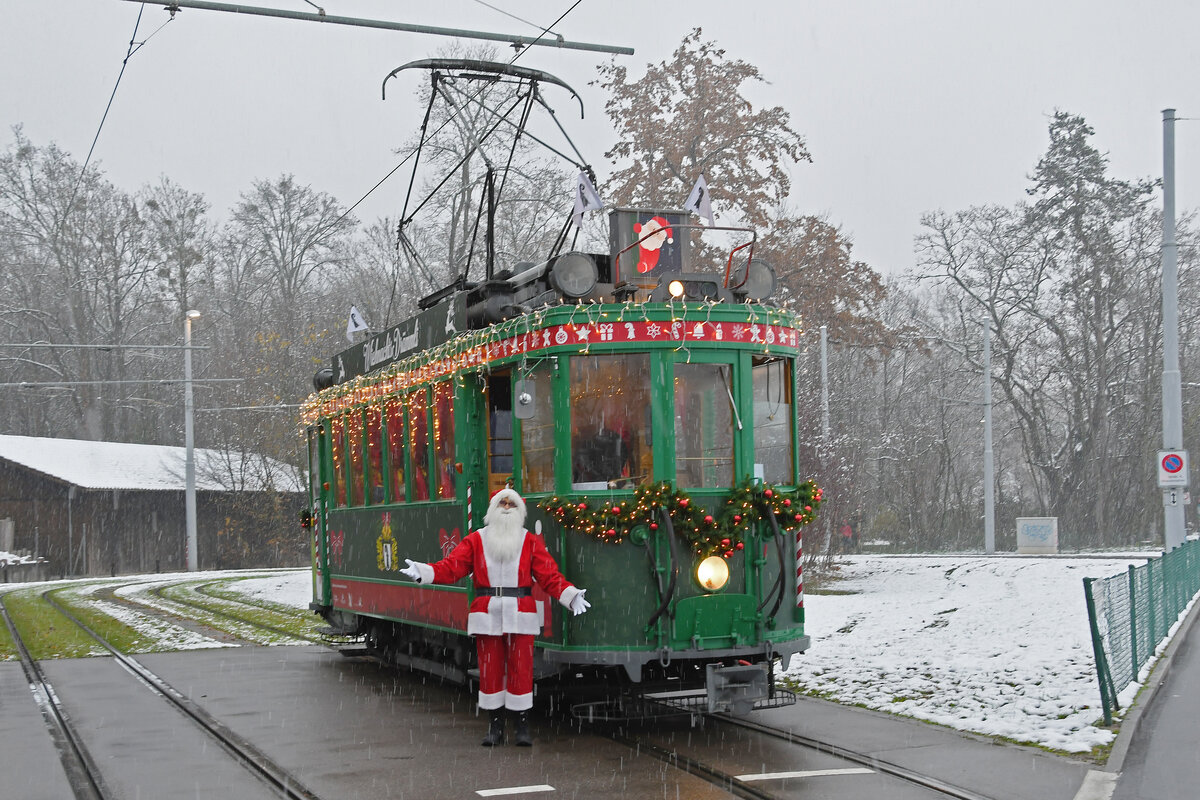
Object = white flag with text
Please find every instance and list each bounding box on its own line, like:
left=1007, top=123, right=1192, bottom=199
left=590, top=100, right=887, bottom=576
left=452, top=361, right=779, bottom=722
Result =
left=683, top=173, right=715, bottom=227
left=346, top=305, right=369, bottom=342
left=572, top=171, right=605, bottom=228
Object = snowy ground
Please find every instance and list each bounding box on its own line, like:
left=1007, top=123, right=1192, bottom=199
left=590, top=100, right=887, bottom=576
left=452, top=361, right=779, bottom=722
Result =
left=785, top=554, right=1158, bottom=754
left=2, top=555, right=1177, bottom=755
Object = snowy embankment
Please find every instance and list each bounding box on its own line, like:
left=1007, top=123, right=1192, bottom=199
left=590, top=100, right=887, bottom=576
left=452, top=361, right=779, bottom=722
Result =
left=784, top=555, right=1151, bottom=753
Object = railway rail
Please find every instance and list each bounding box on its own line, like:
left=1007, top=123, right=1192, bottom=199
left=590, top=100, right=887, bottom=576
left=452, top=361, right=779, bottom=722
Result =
left=0, top=585, right=326, bottom=800
left=591, top=703, right=1001, bottom=800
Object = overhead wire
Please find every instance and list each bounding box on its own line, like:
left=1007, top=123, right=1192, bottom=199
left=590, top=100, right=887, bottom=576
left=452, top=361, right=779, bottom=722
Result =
left=335, top=0, right=584, bottom=226
left=62, top=5, right=175, bottom=227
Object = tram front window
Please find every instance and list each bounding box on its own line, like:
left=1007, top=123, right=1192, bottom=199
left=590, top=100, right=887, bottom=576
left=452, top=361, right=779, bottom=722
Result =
left=570, top=354, right=652, bottom=490
left=674, top=363, right=735, bottom=488
left=753, top=356, right=795, bottom=484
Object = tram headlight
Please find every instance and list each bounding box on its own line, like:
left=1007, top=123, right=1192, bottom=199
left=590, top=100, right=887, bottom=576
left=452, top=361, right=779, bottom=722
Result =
left=696, top=555, right=730, bottom=592
left=667, top=279, right=686, bottom=299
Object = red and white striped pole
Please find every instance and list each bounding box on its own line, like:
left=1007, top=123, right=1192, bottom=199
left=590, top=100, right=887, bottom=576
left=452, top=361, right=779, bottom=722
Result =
left=795, top=529, right=804, bottom=620
left=466, top=484, right=473, bottom=531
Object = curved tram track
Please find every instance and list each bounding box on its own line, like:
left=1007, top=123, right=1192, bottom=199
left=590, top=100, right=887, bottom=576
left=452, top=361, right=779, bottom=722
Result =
left=0, top=585, right=325, bottom=800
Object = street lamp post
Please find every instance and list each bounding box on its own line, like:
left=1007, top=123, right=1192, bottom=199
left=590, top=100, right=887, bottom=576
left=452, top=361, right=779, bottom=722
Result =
left=184, top=309, right=201, bottom=571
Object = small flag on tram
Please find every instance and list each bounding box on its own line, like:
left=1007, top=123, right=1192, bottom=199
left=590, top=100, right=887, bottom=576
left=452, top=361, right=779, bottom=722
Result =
left=572, top=170, right=604, bottom=229
left=346, top=306, right=369, bottom=342
left=683, top=173, right=715, bottom=227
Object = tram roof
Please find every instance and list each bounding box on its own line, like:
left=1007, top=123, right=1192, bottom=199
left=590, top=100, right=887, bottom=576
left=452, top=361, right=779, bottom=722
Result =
left=0, top=435, right=304, bottom=494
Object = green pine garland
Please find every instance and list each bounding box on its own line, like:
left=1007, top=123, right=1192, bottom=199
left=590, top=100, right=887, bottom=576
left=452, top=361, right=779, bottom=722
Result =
left=537, top=478, right=823, bottom=558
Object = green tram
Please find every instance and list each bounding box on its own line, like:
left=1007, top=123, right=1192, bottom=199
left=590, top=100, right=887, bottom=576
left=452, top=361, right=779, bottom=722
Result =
left=302, top=207, right=823, bottom=714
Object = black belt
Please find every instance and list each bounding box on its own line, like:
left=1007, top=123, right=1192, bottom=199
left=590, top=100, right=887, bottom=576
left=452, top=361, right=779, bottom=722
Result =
left=478, top=586, right=532, bottom=598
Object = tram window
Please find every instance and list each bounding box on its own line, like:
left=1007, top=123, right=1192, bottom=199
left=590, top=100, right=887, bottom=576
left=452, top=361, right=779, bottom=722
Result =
left=347, top=411, right=365, bottom=506
left=385, top=398, right=407, bottom=503
left=366, top=405, right=384, bottom=504
left=433, top=382, right=456, bottom=500
left=330, top=415, right=347, bottom=508
left=408, top=390, right=431, bottom=501
left=673, top=363, right=735, bottom=488
left=753, top=357, right=795, bottom=484
left=307, top=430, right=321, bottom=501
left=520, top=365, right=556, bottom=493
left=570, top=354, right=652, bottom=490
left=488, top=374, right=513, bottom=495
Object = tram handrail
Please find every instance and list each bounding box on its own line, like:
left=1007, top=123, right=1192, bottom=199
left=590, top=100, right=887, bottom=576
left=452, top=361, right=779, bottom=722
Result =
left=759, top=511, right=787, bottom=622
left=646, top=505, right=678, bottom=631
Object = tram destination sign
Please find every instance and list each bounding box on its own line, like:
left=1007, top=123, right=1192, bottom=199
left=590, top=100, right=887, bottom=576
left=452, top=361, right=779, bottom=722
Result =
left=332, top=296, right=466, bottom=384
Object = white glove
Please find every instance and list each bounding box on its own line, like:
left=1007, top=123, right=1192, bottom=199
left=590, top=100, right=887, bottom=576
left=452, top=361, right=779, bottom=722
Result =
left=568, top=588, right=591, bottom=616
left=400, top=558, right=425, bottom=583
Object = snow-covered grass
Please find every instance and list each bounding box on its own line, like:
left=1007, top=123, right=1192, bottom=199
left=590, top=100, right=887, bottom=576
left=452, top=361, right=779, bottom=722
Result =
left=783, top=554, right=1154, bottom=755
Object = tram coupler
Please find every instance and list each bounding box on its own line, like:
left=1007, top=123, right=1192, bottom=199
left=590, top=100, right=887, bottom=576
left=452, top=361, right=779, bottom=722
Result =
left=705, top=662, right=769, bottom=716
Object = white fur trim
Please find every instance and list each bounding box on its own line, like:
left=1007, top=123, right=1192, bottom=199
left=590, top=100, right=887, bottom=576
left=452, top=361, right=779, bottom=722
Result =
left=415, top=562, right=434, bottom=584
left=478, top=689, right=505, bottom=710
left=485, top=488, right=526, bottom=526
left=506, top=691, right=533, bottom=711
left=557, top=585, right=582, bottom=610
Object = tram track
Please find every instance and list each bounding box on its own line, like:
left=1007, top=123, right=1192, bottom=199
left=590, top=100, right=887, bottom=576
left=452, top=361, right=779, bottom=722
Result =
left=0, top=584, right=327, bottom=800
left=596, top=704, right=1000, bottom=800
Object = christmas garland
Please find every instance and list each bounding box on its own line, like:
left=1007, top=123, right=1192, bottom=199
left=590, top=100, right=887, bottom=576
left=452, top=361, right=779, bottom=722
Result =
left=537, top=479, right=822, bottom=558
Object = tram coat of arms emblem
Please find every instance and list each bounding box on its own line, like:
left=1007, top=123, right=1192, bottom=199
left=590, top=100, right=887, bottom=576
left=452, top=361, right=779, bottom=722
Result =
left=376, top=513, right=398, bottom=572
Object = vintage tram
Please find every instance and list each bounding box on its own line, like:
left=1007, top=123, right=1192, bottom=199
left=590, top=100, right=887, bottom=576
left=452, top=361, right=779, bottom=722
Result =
left=301, top=60, right=822, bottom=715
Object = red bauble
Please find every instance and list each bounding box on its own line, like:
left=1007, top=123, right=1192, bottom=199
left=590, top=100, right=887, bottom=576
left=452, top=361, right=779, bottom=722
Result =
left=679, top=498, right=689, bottom=507
left=704, top=515, right=714, bottom=524
left=650, top=522, right=658, bottom=530
left=794, top=513, right=803, bottom=521
left=764, top=489, right=773, bottom=498
left=783, top=498, right=791, bottom=507
left=735, top=542, right=744, bottom=551
left=606, top=529, right=616, bottom=537
left=723, top=550, right=733, bottom=558
left=804, top=505, right=812, bottom=512
left=733, top=514, right=742, bottom=523
left=578, top=502, right=587, bottom=510
left=612, top=505, right=620, bottom=513
left=720, top=538, right=731, bottom=546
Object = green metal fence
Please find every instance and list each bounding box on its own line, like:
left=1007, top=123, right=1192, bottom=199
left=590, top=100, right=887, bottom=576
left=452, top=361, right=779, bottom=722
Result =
left=1084, top=538, right=1200, bottom=725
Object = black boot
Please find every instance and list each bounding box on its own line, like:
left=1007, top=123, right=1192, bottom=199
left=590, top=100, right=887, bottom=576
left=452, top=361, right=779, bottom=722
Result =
left=513, top=711, right=532, bottom=747
left=481, top=710, right=505, bottom=747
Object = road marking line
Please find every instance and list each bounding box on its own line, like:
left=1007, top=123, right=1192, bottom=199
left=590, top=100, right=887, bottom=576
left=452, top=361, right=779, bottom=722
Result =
left=1072, top=770, right=1117, bottom=800
left=476, top=784, right=556, bottom=797
left=736, top=768, right=874, bottom=781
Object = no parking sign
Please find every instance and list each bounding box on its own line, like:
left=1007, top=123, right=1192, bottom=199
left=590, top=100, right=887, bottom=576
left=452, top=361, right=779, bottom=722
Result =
left=1158, top=450, right=1189, bottom=487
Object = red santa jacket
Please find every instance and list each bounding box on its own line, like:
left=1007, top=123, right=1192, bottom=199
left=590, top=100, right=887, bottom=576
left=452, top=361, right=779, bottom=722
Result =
left=417, top=527, right=582, bottom=636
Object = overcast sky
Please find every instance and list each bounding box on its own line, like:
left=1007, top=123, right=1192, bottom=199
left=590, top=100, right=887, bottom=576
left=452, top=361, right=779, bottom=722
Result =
left=5, top=1, right=1200, bottom=275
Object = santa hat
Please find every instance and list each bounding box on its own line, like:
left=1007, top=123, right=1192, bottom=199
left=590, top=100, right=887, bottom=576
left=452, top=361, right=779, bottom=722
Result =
left=487, top=487, right=527, bottom=518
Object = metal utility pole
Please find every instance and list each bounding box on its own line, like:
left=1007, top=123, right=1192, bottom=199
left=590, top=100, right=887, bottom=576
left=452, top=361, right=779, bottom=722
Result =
left=136, top=1, right=635, bottom=55
left=184, top=310, right=201, bottom=571
left=982, top=320, right=995, bottom=554
left=820, top=326, right=831, bottom=441
left=1161, top=110, right=1187, bottom=551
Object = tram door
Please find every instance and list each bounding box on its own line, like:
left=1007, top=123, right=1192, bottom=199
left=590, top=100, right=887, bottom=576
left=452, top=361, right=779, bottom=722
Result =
left=486, top=373, right=514, bottom=495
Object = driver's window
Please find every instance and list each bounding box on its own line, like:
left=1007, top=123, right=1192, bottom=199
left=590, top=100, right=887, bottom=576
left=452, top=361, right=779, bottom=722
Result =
left=569, top=354, right=652, bottom=490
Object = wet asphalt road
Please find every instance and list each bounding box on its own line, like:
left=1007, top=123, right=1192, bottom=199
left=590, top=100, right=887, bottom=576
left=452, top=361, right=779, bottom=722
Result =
left=1, top=645, right=1101, bottom=800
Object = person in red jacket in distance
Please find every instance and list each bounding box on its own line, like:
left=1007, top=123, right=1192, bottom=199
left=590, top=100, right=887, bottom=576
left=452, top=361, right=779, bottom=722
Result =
left=400, top=488, right=590, bottom=746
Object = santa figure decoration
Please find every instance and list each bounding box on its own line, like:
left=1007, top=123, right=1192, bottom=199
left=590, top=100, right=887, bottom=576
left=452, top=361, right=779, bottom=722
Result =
left=633, top=215, right=674, bottom=273
left=400, top=488, right=590, bottom=746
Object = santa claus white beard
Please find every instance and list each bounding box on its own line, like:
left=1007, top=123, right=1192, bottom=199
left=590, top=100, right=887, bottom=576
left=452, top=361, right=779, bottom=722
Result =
left=484, top=508, right=525, bottom=564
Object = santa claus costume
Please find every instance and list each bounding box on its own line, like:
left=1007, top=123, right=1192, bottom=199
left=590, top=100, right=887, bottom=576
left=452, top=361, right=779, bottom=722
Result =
left=401, top=488, right=590, bottom=746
